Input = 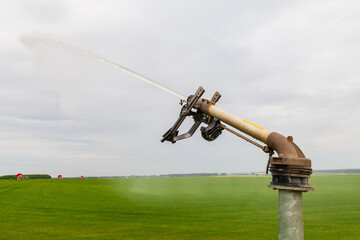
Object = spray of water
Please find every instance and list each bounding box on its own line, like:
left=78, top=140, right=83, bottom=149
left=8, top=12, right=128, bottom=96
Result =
left=20, top=36, right=187, bottom=100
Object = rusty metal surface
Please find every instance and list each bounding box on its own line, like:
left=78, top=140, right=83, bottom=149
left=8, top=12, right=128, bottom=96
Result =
left=270, top=157, right=311, bottom=167
left=266, top=133, right=305, bottom=158
left=265, top=133, right=313, bottom=191
left=269, top=167, right=313, bottom=192
left=269, top=184, right=314, bottom=192
left=211, top=91, right=221, bottom=103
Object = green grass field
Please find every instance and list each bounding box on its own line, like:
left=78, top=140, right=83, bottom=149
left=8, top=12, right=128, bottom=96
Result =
left=0, top=175, right=359, bottom=239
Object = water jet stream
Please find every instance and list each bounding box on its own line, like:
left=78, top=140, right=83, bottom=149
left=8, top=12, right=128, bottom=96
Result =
left=21, top=36, right=187, bottom=100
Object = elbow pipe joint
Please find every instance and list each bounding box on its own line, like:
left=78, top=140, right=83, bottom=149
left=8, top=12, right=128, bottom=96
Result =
left=266, top=132, right=313, bottom=191
left=266, top=132, right=305, bottom=159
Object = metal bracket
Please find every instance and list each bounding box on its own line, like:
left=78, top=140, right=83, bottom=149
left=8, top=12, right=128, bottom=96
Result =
left=211, top=91, right=221, bottom=103
left=173, top=120, right=201, bottom=141
left=161, top=87, right=224, bottom=143
left=161, top=87, right=205, bottom=143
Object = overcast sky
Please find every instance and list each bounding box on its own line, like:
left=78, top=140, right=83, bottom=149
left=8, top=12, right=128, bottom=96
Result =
left=1, top=0, right=360, bottom=177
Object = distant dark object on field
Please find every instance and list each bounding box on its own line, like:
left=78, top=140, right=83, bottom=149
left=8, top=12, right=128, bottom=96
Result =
left=0, top=174, right=51, bottom=180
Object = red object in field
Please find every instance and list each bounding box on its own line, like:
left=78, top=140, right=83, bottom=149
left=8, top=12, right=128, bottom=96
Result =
left=58, top=175, right=62, bottom=179
left=80, top=176, right=84, bottom=179
left=16, top=173, right=22, bottom=179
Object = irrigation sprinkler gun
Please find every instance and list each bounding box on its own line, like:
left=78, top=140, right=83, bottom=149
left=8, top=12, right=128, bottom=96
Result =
left=162, top=86, right=313, bottom=240
left=24, top=37, right=313, bottom=240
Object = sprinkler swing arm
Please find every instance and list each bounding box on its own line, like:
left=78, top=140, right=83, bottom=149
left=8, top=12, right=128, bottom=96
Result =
left=161, top=86, right=313, bottom=239
left=161, top=86, right=313, bottom=192
left=161, top=86, right=271, bottom=153
left=161, top=87, right=269, bottom=149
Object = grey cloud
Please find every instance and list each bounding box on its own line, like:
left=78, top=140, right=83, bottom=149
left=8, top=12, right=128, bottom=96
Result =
left=19, top=0, right=68, bottom=24
left=1, top=0, right=360, bottom=177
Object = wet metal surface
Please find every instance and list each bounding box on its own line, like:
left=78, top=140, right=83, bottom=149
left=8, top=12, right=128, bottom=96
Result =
left=278, top=190, right=304, bottom=240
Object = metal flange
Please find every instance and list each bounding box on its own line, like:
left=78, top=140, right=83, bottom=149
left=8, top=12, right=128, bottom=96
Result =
left=268, top=157, right=313, bottom=192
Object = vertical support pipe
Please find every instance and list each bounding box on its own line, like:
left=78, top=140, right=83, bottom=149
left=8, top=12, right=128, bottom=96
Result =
left=278, top=190, right=304, bottom=240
